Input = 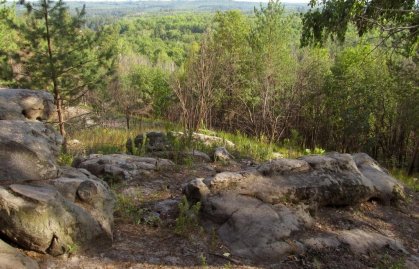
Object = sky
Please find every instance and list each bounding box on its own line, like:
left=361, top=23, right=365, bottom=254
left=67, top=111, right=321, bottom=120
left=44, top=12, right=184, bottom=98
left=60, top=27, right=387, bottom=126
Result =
left=235, top=0, right=309, bottom=2
left=56, top=0, right=311, bottom=3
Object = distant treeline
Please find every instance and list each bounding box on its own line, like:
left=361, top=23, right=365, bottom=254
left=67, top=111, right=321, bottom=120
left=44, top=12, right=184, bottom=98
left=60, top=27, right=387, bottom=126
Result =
left=13, top=0, right=308, bottom=17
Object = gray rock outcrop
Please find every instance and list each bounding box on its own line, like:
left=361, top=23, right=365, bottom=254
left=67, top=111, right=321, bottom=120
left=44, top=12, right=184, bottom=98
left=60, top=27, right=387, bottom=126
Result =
left=0, top=120, right=62, bottom=181
left=183, top=152, right=406, bottom=261
left=150, top=150, right=211, bottom=163
left=0, top=167, right=114, bottom=256
left=0, top=89, right=115, bottom=258
left=75, top=154, right=175, bottom=181
left=214, top=147, right=234, bottom=162
left=0, top=88, right=54, bottom=121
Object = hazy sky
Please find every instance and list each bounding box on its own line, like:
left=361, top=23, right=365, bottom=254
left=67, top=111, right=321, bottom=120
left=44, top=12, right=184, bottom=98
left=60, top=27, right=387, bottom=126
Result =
left=56, top=0, right=311, bottom=2
left=235, top=0, right=309, bottom=2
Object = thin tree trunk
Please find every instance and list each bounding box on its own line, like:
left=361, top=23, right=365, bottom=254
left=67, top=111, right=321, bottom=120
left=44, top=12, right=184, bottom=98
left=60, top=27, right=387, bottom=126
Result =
left=126, top=113, right=130, bottom=130
left=44, top=1, right=66, bottom=151
left=408, top=138, right=418, bottom=176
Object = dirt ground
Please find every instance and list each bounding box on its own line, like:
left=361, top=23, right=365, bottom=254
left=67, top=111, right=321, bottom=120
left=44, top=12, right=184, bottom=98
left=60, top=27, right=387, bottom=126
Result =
left=28, top=162, right=419, bottom=269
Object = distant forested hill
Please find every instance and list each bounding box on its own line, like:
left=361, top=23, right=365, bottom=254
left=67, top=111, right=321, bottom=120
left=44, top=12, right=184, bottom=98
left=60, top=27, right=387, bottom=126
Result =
left=35, top=0, right=308, bottom=17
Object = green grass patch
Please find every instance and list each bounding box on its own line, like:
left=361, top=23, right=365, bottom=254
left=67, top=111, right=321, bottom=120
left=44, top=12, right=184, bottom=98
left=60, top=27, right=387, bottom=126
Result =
left=67, top=118, right=322, bottom=162
left=199, top=129, right=307, bottom=161
left=175, top=196, right=202, bottom=236
left=390, top=169, right=418, bottom=191
left=67, top=119, right=176, bottom=156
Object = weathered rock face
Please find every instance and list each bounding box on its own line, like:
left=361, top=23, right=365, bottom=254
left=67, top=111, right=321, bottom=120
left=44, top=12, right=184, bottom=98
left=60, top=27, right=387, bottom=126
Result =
left=0, top=239, right=39, bottom=269
left=183, top=153, right=406, bottom=261
left=0, top=167, right=114, bottom=256
left=0, top=89, right=54, bottom=121
left=0, top=89, right=115, bottom=258
left=75, top=154, right=175, bottom=181
left=0, top=120, right=62, bottom=181
left=214, top=147, right=234, bottom=162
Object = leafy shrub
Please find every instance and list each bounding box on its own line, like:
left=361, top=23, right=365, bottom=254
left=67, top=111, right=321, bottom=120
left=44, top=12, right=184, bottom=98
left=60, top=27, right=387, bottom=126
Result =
left=57, top=152, right=74, bottom=166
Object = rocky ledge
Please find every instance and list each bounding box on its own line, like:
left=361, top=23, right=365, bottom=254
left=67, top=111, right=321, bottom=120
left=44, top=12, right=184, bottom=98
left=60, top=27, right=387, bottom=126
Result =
left=0, top=89, right=115, bottom=267
left=183, top=152, right=407, bottom=262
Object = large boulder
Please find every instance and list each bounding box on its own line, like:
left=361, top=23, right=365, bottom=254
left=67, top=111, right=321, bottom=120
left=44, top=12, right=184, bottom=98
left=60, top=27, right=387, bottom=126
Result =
left=0, top=88, right=115, bottom=259
left=0, top=120, right=62, bottom=181
left=75, top=154, right=175, bottom=181
left=0, top=89, right=54, bottom=121
left=0, top=167, right=114, bottom=256
left=183, top=153, right=406, bottom=261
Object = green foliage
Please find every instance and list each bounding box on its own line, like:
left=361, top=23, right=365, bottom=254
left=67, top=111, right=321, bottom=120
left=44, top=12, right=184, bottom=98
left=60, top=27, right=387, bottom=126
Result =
left=57, top=152, right=74, bottom=166
left=4, top=0, right=417, bottom=174
left=391, top=169, right=419, bottom=192
left=116, top=13, right=212, bottom=66
left=323, top=44, right=393, bottom=152
left=175, top=196, right=201, bottom=236
left=301, top=0, right=419, bottom=55
left=0, top=0, right=17, bottom=86
left=115, top=192, right=141, bottom=223
left=199, top=253, right=208, bottom=268
left=115, top=191, right=161, bottom=226
left=376, top=254, right=407, bottom=269
left=15, top=0, right=116, bottom=97
left=67, top=119, right=169, bottom=156
left=65, top=242, right=78, bottom=255
left=304, top=147, right=326, bottom=155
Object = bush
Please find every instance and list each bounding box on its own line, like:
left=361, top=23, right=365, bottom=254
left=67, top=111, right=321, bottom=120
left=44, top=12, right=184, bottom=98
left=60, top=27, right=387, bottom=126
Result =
left=175, top=196, right=201, bottom=236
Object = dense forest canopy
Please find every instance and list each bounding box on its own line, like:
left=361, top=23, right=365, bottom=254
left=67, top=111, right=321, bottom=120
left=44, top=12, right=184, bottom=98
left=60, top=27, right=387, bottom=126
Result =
left=0, top=0, right=418, bottom=174
left=301, top=0, right=419, bottom=55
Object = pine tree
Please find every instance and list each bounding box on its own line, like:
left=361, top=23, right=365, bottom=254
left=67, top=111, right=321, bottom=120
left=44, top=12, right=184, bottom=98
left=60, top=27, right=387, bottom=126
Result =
left=15, top=0, right=115, bottom=148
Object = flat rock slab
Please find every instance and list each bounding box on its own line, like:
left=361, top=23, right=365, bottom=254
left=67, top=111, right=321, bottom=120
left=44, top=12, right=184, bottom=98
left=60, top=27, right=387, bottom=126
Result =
left=184, top=152, right=406, bottom=261
left=214, top=193, right=312, bottom=260
left=337, top=229, right=406, bottom=254
left=75, top=154, right=175, bottom=181
left=9, top=184, right=59, bottom=203
left=0, top=120, right=62, bottom=181
left=149, top=150, right=211, bottom=163
left=0, top=89, right=54, bottom=121
left=303, top=229, right=406, bottom=254
left=0, top=239, right=39, bottom=269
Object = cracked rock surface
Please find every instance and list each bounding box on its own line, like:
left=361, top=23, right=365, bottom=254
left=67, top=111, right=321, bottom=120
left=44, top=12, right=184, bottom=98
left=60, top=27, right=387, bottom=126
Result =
left=184, top=152, right=407, bottom=261
left=0, top=167, right=114, bottom=256
left=75, top=154, right=175, bottom=181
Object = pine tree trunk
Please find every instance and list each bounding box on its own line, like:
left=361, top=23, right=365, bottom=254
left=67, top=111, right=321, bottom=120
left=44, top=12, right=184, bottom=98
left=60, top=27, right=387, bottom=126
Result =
left=43, top=0, right=67, bottom=152
left=126, top=114, right=130, bottom=130
left=408, top=138, right=418, bottom=176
